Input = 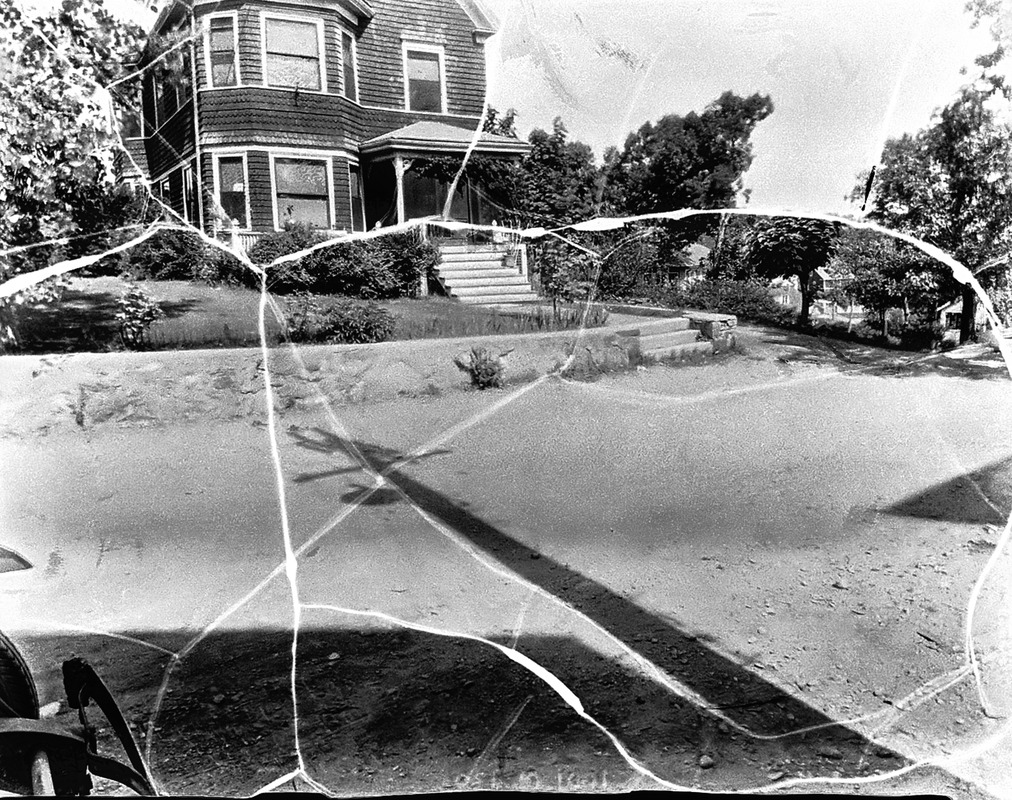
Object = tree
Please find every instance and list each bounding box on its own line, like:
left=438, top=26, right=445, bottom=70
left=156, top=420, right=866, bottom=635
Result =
left=832, top=228, right=945, bottom=335
left=744, top=216, right=839, bottom=326
left=862, top=49, right=1012, bottom=343
left=0, top=0, right=147, bottom=347
left=602, top=92, right=774, bottom=216
left=601, top=91, right=774, bottom=271
left=514, top=118, right=602, bottom=226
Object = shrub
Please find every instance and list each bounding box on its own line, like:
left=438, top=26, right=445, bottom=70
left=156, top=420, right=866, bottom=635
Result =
left=120, top=229, right=205, bottom=281
left=247, top=221, right=324, bottom=264
left=284, top=295, right=394, bottom=344
left=658, top=279, right=792, bottom=324
left=115, top=284, right=164, bottom=349
left=314, top=242, right=400, bottom=299
left=247, top=224, right=437, bottom=299
left=119, top=229, right=246, bottom=286
left=453, top=346, right=505, bottom=389
left=894, top=313, right=942, bottom=350
left=376, top=231, right=440, bottom=297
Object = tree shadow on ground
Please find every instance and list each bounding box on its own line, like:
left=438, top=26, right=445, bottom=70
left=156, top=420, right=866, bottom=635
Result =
left=744, top=324, right=1011, bottom=381
left=15, top=287, right=201, bottom=354
left=14, top=624, right=924, bottom=798
left=282, top=429, right=914, bottom=781
left=882, top=455, right=1012, bottom=525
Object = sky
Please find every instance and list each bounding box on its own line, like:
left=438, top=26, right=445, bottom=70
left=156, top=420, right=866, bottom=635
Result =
left=480, top=0, right=999, bottom=214
left=99, top=0, right=1000, bottom=215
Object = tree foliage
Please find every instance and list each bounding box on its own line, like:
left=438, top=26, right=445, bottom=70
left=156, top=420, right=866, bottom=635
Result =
left=831, top=228, right=945, bottom=334
left=862, top=49, right=1012, bottom=340
left=744, top=216, right=839, bottom=326
left=0, top=0, right=147, bottom=348
left=602, top=91, right=774, bottom=216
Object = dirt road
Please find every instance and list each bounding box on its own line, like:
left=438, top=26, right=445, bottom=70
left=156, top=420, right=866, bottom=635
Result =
left=2, top=325, right=1011, bottom=796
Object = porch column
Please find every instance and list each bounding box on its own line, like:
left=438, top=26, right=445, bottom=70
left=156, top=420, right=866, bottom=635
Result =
left=394, top=155, right=406, bottom=225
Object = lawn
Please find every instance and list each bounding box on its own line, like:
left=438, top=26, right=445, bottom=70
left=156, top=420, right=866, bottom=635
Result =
left=10, top=277, right=607, bottom=354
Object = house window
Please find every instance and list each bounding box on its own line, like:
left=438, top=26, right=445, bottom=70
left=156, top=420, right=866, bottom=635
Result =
left=153, top=76, right=177, bottom=127
left=274, top=158, right=331, bottom=228
left=404, top=47, right=443, bottom=112
left=264, top=17, right=322, bottom=90
left=349, top=164, right=365, bottom=232
left=946, top=312, right=962, bottom=330
left=208, top=16, right=238, bottom=87
left=216, top=156, right=248, bottom=228
left=341, top=31, right=357, bottom=100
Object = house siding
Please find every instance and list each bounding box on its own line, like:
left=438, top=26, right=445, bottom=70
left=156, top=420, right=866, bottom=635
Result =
left=332, top=155, right=353, bottom=229
left=146, top=100, right=196, bottom=181
left=155, top=0, right=492, bottom=236
left=358, top=0, right=487, bottom=115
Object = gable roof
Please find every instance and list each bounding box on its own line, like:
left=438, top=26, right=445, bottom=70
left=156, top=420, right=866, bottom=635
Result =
left=454, top=0, right=497, bottom=34
left=360, top=120, right=530, bottom=158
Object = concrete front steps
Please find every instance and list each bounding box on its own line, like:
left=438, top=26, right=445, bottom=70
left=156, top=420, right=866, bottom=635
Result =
left=435, top=242, right=539, bottom=305
left=612, top=310, right=738, bottom=362
left=616, top=316, right=711, bottom=360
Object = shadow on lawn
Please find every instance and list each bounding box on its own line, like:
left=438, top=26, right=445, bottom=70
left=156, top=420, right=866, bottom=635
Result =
left=16, top=287, right=200, bottom=354
left=280, top=427, right=909, bottom=784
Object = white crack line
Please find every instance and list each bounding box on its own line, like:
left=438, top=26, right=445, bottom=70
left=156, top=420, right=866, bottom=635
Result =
left=245, top=296, right=978, bottom=747
left=560, top=367, right=857, bottom=408
left=509, top=589, right=537, bottom=649
left=464, top=694, right=533, bottom=787
left=4, top=619, right=176, bottom=658
left=299, top=602, right=705, bottom=793
left=257, top=270, right=306, bottom=774
left=909, top=386, right=1012, bottom=719
left=302, top=602, right=961, bottom=795
left=869, top=666, right=975, bottom=737
left=964, top=516, right=1012, bottom=719
left=252, top=768, right=334, bottom=797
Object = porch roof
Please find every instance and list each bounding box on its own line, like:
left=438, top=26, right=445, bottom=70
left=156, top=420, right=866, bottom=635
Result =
left=359, top=121, right=531, bottom=160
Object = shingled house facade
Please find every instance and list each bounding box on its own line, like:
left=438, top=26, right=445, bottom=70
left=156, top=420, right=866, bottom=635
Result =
left=134, top=0, right=529, bottom=248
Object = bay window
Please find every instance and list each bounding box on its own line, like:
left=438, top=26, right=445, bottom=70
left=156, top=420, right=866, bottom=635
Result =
left=264, top=16, right=323, bottom=91
left=274, top=157, right=331, bottom=229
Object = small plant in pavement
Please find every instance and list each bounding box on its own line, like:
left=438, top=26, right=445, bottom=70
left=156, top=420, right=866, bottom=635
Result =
left=454, top=346, right=505, bottom=389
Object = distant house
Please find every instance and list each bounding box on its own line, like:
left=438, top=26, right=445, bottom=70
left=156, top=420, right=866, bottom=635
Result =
left=672, top=241, right=709, bottom=288
left=125, top=0, right=530, bottom=250
left=936, top=295, right=988, bottom=331
left=813, top=267, right=848, bottom=295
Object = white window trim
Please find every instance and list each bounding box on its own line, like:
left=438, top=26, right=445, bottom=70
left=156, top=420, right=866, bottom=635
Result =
left=260, top=11, right=327, bottom=94
left=340, top=29, right=359, bottom=103
left=402, top=42, right=447, bottom=114
left=348, top=163, right=366, bottom=232
left=268, top=152, right=336, bottom=232
left=203, top=12, right=240, bottom=89
left=211, top=151, right=253, bottom=232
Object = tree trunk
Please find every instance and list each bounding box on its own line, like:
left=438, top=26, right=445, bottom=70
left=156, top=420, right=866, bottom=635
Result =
left=959, top=284, right=975, bottom=344
left=799, top=274, right=811, bottom=327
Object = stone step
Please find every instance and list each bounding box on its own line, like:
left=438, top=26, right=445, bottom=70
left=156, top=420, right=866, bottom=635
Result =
left=452, top=284, right=538, bottom=298
left=459, top=292, right=540, bottom=305
left=440, top=250, right=510, bottom=262
left=615, top=317, right=691, bottom=337
left=645, top=341, right=714, bottom=361
left=639, top=328, right=701, bottom=350
left=445, top=275, right=533, bottom=288
left=439, top=242, right=514, bottom=251
left=437, top=267, right=520, bottom=280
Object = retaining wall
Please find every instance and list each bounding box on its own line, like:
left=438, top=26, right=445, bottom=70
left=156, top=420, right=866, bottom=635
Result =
left=0, top=325, right=635, bottom=435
